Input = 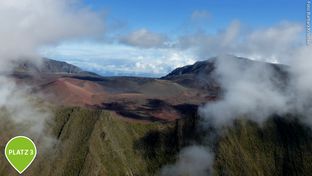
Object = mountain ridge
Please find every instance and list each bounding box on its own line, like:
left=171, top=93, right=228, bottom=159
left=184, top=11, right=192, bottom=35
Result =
left=1, top=56, right=311, bottom=176
left=15, top=58, right=99, bottom=77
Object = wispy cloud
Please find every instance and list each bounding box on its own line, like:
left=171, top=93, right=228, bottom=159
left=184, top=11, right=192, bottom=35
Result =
left=0, top=0, right=105, bottom=150
left=0, top=0, right=105, bottom=71
left=191, top=10, right=211, bottom=22
left=176, top=21, right=303, bottom=63
left=41, top=42, right=195, bottom=77
left=42, top=20, right=304, bottom=76
left=119, top=28, right=169, bottom=48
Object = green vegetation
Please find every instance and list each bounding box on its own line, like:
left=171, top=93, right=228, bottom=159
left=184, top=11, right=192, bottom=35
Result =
left=214, top=117, right=312, bottom=176
left=0, top=107, right=311, bottom=176
left=0, top=107, right=183, bottom=176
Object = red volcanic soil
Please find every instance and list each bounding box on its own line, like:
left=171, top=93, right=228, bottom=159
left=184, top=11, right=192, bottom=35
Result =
left=13, top=73, right=215, bottom=122
left=150, top=109, right=181, bottom=121
left=41, top=77, right=108, bottom=106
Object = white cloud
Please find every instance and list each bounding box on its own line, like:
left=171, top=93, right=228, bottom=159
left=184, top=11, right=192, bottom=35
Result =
left=191, top=10, right=211, bottom=22
left=119, top=28, right=169, bottom=48
left=199, top=55, right=290, bottom=126
left=160, top=146, right=214, bottom=176
left=243, top=22, right=303, bottom=62
left=41, top=42, right=196, bottom=77
left=0, top=0, right=104, bottom=71
left=177, top=21, right=303, bottom=63
left=42, top=19, right=304, bottom=77
left=0, top=0, right=104, bottom=146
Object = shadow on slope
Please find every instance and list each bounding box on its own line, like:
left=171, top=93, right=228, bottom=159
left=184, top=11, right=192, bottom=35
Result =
left=215, top=116, right=312, bottom=176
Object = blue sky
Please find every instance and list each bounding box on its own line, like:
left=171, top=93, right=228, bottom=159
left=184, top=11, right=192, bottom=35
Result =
left=41, top=0, right=307, bottom=77
left=84, top=0, right=303, bottom=33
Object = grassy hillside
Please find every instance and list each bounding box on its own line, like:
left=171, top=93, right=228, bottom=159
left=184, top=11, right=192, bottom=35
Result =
left=0, top=107, right=311, bottom=176
left=0, top=107, right=187, bottom=176
left=214, top=117, right=312, bottom=176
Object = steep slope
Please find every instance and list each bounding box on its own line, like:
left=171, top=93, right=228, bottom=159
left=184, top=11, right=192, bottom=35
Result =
left=162, top=57, right=218, bottom=94
left=162, top=56, right=289, bottom=95
left=0, top=107, right=311, bottom=176
left=15, top=58, right=97, bottom=76
left=215, top=117, right=312, bottom=176
left=0, top=107, right=195, bottom=176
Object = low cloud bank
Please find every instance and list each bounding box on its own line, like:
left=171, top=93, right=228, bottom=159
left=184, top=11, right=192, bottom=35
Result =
left=0, top=0, right=104, bottom=72
left=161, top=39, right=312, bottom=176
left=0, top=0, right=104, bottom=146
left=160, top=146, right=214, bottom=176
